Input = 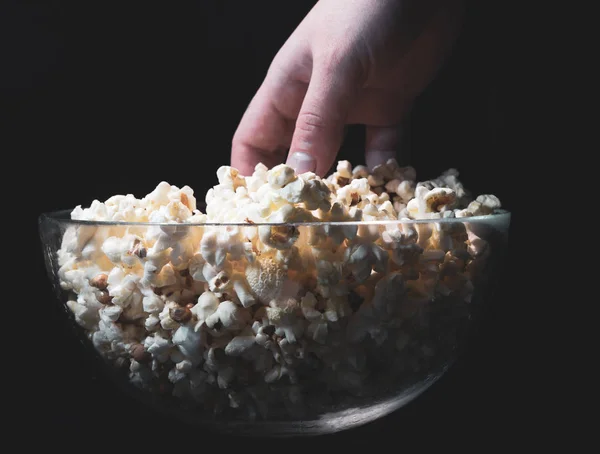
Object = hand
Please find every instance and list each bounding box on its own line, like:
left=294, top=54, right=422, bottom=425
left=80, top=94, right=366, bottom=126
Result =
left=231, top=0, right=464, bottom=176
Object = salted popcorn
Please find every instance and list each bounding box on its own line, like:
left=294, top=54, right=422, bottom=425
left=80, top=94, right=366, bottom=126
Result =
left=56, top=160, right=505, bottom=421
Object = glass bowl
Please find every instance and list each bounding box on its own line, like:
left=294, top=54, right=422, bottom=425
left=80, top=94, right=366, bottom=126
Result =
left=39, top=209, right=510, bottom=436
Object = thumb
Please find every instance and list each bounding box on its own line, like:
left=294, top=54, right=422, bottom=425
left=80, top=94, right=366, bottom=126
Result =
left=286, top=61, right=361, bottom=176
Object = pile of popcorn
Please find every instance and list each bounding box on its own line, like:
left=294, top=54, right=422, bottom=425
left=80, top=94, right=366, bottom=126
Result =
left=58, top=159, right=502, bottom=419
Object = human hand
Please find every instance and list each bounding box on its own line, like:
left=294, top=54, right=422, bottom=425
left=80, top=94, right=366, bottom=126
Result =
left=231, top=0, right=464, bottom=176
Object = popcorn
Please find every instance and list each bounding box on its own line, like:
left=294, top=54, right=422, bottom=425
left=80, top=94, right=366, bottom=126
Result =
left=56, top=158, right=504, bottom=421
left=266, top=299, right=304, bottom=343
left=466, top=194, right=502, bottom=216
left=344, top=241, right=389, bottom=284
left=230, top=273, right=256, bottom=308
left=158, top=302, right=181, bottom=330
left=298, top=174, right=332, bottom=212
left=279, top=177, right=306, bottom=204
left=205, top=300, right=250, bottom=331
left=172, top=325, right=203, bottom=363
left=168, top=368, right=187, bottom=384
left=246, top=163, right=269, bottom=193
left=267, top=164, right=297, bottom=189
left=367, top=174, right=384, bottom=188
left=99, top=304, right=122, bottom=323
left=141, top=290, right=164, bottom=313
left=67, top=299, right=101, bottom=329
left=144, top=333, right=173, bottom=360
left=264, top=364, right=292, bottom=384
left=352, top=164, right=369, bottom=178
left=216, top=166, right=245, bottom=190
left=319, top=202, right=360, bottom=246
left=224, top=328, right=257, bottom=356
left=258, top=206, right=306, bottom=250
left=144, top=314, right=160, bottom=330
left=245, top=253, right=287, bottom=304
left=424, top=188, right=456, bottom=213
left=396, top=180, right=415, bottom=203
left=107, top=268, right=142, bottom=308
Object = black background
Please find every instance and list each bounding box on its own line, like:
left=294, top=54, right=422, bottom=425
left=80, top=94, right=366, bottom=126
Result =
left=4, top=0, right=533, bottom=447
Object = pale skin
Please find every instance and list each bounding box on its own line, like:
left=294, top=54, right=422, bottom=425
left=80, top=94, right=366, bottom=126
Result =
left=231, top=0, right=465, bottom=177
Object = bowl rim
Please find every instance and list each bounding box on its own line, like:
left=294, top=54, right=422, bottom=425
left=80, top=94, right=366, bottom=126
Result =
left=39, top=208, right=511, bottom=227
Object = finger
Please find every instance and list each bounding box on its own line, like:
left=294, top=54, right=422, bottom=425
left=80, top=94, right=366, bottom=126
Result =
left=286, top=62, right=362, bottom=176
left=231, top=75, right=307, bottom=176
left=365, top=125, right=404, bottom=170
left=347, top=87, right=413, bottom=126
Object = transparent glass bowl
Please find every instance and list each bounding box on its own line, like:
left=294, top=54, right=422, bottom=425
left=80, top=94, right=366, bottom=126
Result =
left=39, top=209, right=510, bottom=436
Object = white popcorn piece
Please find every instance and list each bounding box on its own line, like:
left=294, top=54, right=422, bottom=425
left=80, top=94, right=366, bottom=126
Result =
left=169, top=234, right=197, bottom=269
left=245, top=253, right=287, bottom=304
left=424, top=188, right=456, bottom=213
left=225, top=328, right=256, bottom=356
left=200, top=231, right=222, bottom=268
left=168, top=368, right=187, bottom=384
left=191, top=291, right=220, bottom=330
left=337, top=160, right=353, bottom=179
left=143, top=181, right=171, bottom=206
left=205, top=301, right=250, bottom=331
left=141, top=290, right=164, bottom=313
left=230, top=273, right=256, bottom=308
left=216, top=166, right=245, bottom=189
left=266, top=299, right=303, bottom=343
left=101, top=235, right=143, bottom=267
left=258, top=204, right=316, bottom=250
left=367, top=174, right=384, bottom=187
left=144, top=314, right=160, bottom=330
left=385, top=179, right=401, bottom=194
left=466, top=228, right=489, bottom=257
left=246, top=163, right=269, bottom=193
left=372, top=162, right=395, bottom=180
left=279, top=177, right=306, bottom=204
left=99, top=305, right=122, bottom=323
left=352, top=165, right=369, bottom=178
left=396, top=180, right=415, bottom=203
left=144, top=333, right=173, bottom=358
left=267, top=164, right=297, bottom=189
left=188, top=253, right=207, bottom=282
left=172, top=325, right=203, bottom=363
left=299, top=175, right=332, bottom=212
left=466, top=194, right=501, bottom=216
left=344, top=241, right=389, bottom=284
left=159, top=302, right=181, bottom=330
left=320, top=202, right=359, bottom=246
left=140, top=257, right=176, bottom=288
left=201, top=260, right=231, bottom=288
left=208, top=269, right=232, bottom=293
left=107, top=268, right=142, bottom=308
left=67, top=299, right=100, bottom=330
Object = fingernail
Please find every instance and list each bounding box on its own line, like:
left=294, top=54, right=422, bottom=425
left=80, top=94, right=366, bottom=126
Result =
left=287, top=151, right=316, bottom=174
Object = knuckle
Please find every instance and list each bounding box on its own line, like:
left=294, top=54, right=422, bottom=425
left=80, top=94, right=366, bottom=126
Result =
left=296, top=112, right=327, bottom=134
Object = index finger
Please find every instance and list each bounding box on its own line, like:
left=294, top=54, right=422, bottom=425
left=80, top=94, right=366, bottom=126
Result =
left=231, top=74, right=306, bottom=176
